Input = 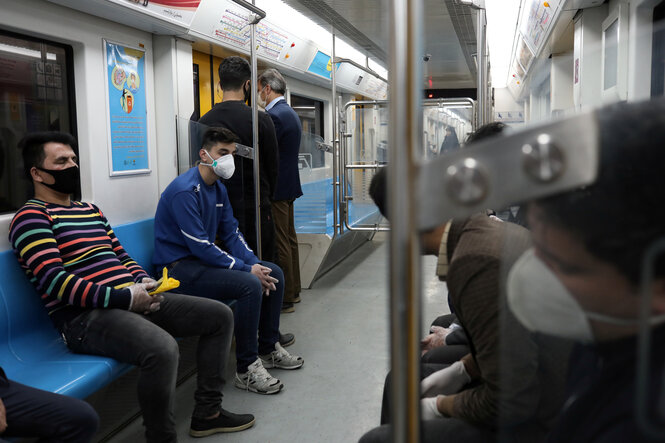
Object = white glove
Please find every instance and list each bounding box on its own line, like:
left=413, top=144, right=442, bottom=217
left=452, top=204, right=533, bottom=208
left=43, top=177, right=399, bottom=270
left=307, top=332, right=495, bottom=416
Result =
left=421, top=360, right=471, bottom=398
left=421, top=396, right=443, bottom=420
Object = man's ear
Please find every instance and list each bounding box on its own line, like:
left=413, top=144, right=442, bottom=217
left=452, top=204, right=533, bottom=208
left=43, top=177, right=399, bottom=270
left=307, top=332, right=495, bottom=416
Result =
left=30, top=166, right=44, bottom=183
left=199, top=148, right=208, bottom=163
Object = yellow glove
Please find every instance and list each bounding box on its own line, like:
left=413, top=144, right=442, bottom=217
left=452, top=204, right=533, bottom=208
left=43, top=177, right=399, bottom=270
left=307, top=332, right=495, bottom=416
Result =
left=148, top=267, right=180, bottom=295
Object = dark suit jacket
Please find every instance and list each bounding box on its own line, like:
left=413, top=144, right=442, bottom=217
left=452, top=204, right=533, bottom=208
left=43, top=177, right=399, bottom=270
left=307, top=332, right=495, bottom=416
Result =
left=267, top=99, right=303, bottom=201
left=444, top=214, right=571, bottom=441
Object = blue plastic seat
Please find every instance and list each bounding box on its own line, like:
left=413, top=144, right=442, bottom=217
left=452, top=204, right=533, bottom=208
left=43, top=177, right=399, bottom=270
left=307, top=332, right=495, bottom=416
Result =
left=0, top=219, right=155, bottom=398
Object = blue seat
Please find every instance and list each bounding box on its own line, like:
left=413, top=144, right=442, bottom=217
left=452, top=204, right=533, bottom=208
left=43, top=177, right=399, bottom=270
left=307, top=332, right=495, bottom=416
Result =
left=0, top=219, right=155, bottom=398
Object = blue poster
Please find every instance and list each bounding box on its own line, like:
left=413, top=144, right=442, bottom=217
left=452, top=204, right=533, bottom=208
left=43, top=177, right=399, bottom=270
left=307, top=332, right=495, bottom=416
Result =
left=307, top=50, right=340, bottom=80
left=105, top=40, right=149, bottom=175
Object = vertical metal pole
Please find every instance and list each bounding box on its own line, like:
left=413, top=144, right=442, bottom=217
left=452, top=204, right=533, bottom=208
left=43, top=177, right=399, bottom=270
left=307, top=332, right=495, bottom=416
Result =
left=389, top=0, right=422, bottom=441
left=477, top=7, right=487, bottom=126
left=331, top=28, right=339, bottom=236
left=250, top=5, right=262, bottom=259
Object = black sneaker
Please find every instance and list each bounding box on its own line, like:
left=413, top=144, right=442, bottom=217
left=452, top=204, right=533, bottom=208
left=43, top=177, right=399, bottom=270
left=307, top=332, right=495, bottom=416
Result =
left=279, top=332, right=295, bottom=347
left=189, top=409, right=255, bottom=437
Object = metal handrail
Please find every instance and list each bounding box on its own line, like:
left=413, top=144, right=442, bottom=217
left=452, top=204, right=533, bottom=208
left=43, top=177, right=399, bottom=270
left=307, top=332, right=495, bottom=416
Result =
left=331, top=29, right=339, bottom=237
left=229, top=0, right=266, bottom=23
left=333, top=57, right=389, bottom=83
left=339, top=98, right=475, bottom=233
left=389, top=0, right=423, bottom=441
left=230, top=0, right=266, bottom=258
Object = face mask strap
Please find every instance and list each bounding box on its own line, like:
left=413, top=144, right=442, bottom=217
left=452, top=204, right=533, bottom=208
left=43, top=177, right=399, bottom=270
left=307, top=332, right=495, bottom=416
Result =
left=201, top=150, right=216, bottom=167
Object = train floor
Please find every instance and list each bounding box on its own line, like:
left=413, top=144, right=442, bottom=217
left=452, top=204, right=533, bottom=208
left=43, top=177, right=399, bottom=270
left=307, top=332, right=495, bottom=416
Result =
left=108, top=232, right=449, bottom=443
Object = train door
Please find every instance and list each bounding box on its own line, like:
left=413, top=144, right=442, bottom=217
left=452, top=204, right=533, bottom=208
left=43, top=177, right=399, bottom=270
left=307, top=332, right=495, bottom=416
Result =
left=291, top=94, right=324, bottom=172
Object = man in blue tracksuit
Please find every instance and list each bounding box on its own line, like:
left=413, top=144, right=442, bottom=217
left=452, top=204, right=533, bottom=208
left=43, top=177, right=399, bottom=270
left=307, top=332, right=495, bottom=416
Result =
left=153, top=127, right=304, bottom=396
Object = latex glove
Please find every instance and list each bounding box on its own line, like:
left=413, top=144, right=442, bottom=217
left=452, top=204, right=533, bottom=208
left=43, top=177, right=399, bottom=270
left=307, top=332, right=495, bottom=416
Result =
left=128, top=283, right=163, bottom=314
left=421, top=396, right=443, bottom=420
left=141, top=277, right=159, bottom=291
left=421, top=361, right=471, bottom=398
left=421, top=326, right=451, bottom=355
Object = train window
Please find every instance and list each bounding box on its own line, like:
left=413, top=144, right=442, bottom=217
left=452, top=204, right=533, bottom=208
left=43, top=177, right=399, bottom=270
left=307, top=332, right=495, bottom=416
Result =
left=291, top=94, right=325, bottom=169
left=0, top=30, right=77, bottom=214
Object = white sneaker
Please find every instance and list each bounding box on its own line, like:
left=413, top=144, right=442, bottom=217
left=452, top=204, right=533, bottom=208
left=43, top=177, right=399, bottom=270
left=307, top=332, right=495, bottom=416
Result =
left=259, top=342, right=304, bottom=370
left=234, top=359, right=283, bottom=395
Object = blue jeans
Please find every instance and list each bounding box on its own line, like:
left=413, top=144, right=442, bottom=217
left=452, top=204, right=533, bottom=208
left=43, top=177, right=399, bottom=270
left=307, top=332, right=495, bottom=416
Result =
left=168, top=259, right=284, bottom=373
left=0, top=368, right=99, bottom=442
left=61, top=293, right=233, bottom=443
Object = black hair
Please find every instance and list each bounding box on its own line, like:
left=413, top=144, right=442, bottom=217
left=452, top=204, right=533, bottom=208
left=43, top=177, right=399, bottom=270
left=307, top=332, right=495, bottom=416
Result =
left=201, top=127, right=240, bottom=150
left=19, top=131, right=77, bottom=180
left=218, top=56, right=251, bottom=92
left=534, top=98, right=665, bottom=283
left=465, top=122, right=506, bottom=144
left=369, top=167, right=388, bottom=218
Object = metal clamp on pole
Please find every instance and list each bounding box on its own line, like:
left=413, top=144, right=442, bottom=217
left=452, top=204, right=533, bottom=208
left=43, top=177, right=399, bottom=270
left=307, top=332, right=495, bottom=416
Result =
left=230, top=0, right=266, bottom=22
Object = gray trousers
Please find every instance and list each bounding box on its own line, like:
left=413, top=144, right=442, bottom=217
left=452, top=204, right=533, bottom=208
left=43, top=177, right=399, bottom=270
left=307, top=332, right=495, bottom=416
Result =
left=61, top=293, right=233, bottom=443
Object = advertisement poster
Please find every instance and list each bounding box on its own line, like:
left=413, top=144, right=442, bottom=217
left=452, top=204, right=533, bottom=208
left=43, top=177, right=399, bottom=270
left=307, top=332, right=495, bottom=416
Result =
left=307, top=51, right=339, bottom=80
left=103, top=40, right=150, bottom=175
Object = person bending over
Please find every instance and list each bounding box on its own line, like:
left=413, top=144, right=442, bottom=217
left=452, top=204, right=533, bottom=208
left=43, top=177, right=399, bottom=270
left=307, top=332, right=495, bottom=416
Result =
left=508, top=98, right=665, bottom=442
left=360, top=167, right=571, bottom=443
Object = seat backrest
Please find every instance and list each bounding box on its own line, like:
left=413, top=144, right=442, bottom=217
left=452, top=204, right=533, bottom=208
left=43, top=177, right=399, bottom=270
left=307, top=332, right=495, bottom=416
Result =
left=113, top=219, right=155, bottom=275
left=0, top=250, right=57, bottom=364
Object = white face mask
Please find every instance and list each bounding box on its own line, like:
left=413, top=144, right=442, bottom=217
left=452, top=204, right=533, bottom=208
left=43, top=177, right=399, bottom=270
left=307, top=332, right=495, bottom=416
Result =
left=507, top=249, right=665, bottom=343
left=203, top=151, right=235, bottom=179
left=256, top=86, right=267, bottom=108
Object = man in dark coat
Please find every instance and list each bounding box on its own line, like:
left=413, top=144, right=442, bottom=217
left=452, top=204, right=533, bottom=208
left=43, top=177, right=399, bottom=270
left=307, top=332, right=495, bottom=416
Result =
left=257, top=68, right=303, bottom=313
left=199, top=56, right=279, bottom=262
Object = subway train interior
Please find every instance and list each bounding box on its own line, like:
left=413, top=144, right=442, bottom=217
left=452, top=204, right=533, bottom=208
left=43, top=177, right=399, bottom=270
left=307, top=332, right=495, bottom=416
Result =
left=1, top=0, right=665, bottom=442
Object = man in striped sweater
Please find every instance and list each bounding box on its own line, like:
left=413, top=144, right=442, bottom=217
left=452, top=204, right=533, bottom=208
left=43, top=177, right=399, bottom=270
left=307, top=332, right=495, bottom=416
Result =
left=9, top=132, right=254, bottom=442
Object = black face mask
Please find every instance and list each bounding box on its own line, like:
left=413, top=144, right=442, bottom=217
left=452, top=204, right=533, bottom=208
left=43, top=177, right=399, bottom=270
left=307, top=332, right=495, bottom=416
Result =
left=37, top=165, right=80, bottom=195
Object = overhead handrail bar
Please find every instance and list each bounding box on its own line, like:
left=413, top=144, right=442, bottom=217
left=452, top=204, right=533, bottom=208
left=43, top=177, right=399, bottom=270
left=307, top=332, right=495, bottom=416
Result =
left=333, top=57, right=389, bottom=83
left=229, top=0, right=266, bottom=23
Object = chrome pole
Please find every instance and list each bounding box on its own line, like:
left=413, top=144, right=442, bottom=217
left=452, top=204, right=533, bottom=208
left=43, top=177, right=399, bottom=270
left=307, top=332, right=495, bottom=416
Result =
left=477, top=7, right=487, bottom=126
left=389, top=0, right=423, bottom=441
left=331, top=28, right=339, bottom=236
left=250, top=2, right=262, bottom=259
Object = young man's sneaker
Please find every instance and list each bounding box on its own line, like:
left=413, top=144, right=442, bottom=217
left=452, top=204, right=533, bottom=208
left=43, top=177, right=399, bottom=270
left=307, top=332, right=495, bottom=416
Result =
left=234, top=358, right=283, bottom=394
left=260, top=342, right=304, bottom=369
left=189, top=409, right=255, bottom=437
left=281, top=302, right=295, bottom=313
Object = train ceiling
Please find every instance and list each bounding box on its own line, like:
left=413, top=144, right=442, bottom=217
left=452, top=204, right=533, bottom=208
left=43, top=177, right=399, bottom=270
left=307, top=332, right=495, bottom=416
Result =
left=281, top=0, right=478, bottom=89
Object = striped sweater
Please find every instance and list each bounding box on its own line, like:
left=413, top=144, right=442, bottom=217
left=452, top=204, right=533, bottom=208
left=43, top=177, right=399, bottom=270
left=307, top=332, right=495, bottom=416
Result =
left=9, top=199, right=149, bottom=329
